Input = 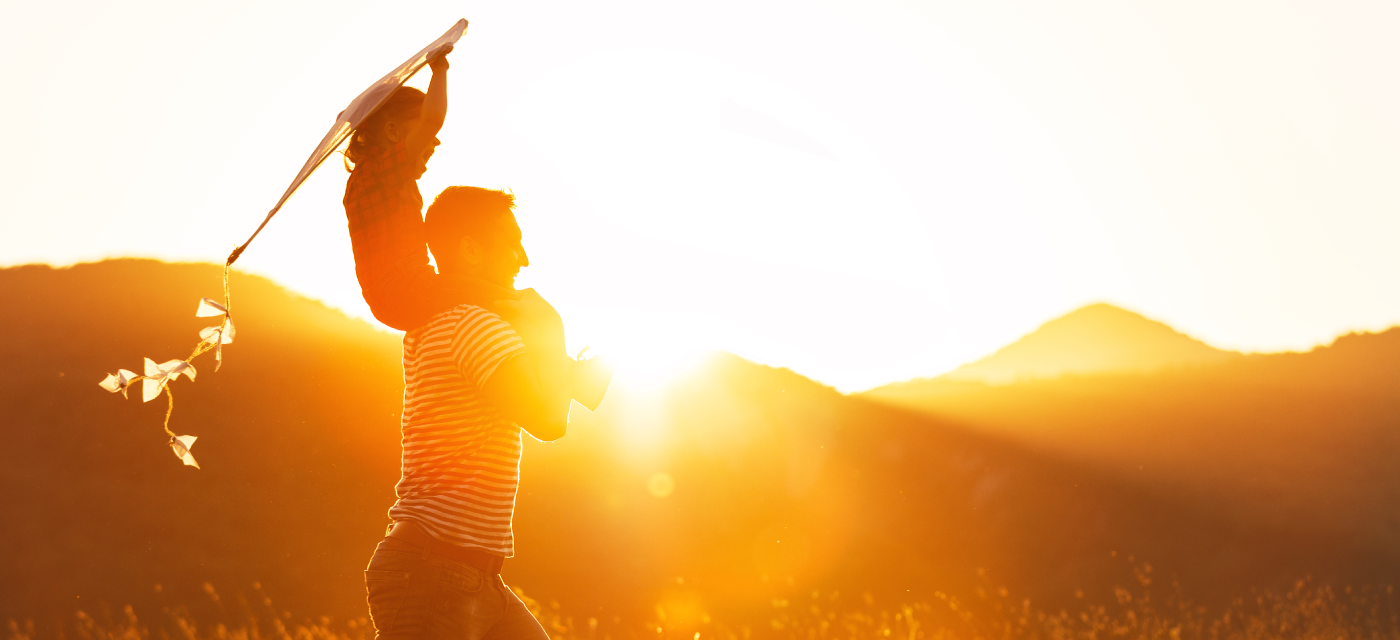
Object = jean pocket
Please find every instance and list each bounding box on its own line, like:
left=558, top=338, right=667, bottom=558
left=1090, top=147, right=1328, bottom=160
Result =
left=433, top=561, right=485, bottom=595
left=365, top=570, right=412, bottom=634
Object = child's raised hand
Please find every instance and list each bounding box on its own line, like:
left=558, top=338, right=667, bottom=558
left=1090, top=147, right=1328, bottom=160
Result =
left=429, top=44, right=453, bottom=73
left=407, top=43, right=452, bottom=163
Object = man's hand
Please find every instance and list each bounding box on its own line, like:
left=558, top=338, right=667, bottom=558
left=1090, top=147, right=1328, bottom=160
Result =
left=495, top=291, right=613, bottom=413
left=571, top=354, right=614, bottom=412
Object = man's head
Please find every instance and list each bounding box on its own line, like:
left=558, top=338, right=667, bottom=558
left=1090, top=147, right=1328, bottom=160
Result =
left=425, top=186, right=527, bottom=287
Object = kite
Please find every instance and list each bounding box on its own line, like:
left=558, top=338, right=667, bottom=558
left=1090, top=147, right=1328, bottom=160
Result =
left=225, top=19, right=468, bottom=268
left=99, top=20, right=469, bottom=468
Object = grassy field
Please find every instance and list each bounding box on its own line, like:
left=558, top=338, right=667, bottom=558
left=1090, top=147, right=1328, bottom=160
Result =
left=9, top=569, right=1398, bottom=640
left=8, top=262, right=1400, bottom=639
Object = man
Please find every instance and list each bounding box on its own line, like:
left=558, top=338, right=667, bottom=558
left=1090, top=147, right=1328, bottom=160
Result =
left=363, top=185, right=611, bottom=640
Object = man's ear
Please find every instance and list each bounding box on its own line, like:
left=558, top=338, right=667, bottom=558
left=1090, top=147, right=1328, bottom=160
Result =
left=460, top=236, right=483, bottom=267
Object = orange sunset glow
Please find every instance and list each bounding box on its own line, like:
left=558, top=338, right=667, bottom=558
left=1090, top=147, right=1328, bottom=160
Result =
left=5, top=2, right=1400, bottom=640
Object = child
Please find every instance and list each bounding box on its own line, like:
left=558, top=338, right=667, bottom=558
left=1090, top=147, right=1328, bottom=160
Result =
left=342, top=45, right=507, bottom=331
left=341, top=47, right=612, bottom=410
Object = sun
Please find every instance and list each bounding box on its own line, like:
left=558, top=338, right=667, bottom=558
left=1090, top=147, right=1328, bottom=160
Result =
left=564, top=307, right=713, bottom=393
left=597, top=332, right=709, bottom=394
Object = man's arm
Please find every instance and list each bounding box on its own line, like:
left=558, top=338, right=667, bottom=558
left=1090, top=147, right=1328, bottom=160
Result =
left=480, top=290, right=572, bottom=441
left=405, top=45, right=452, bottom=159
left=480, top=354, right=571, bottom=442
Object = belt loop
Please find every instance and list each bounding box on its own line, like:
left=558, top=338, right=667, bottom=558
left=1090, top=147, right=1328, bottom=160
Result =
left=415, top=523, right=433, bottom=560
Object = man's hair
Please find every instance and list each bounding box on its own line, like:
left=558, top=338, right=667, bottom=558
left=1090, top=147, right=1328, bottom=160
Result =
left=343, top=87, right=426, bottom=170
left=425, top=186, right=517, bottom=269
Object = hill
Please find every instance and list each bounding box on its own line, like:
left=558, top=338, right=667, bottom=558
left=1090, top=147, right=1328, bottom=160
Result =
left=882, top=303, right=1237, bottom=390
left=2, top=260, right=1396, bottom=629
left=864, top=308, right=1400, bottom=579
left=0, top=259, right=405, bottom=622
left=868, top=329, right=1400, bottom=558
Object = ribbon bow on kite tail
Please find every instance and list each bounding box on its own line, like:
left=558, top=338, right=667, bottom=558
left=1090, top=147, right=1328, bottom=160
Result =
left=99, top=297, right=228, bottom=468
left=95, top=19, right=469, bottom=468
left=197, top=298, right=235, bottom=370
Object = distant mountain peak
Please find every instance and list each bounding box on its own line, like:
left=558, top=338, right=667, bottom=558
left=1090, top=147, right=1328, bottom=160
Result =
left=944, top=303, right=1235, bottom=385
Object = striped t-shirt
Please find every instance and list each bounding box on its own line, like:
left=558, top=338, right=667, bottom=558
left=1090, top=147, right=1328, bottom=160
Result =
left=388, top=303, right=528, bottom=557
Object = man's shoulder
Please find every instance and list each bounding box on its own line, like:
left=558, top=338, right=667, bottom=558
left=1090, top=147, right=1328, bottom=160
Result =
left=426, top=304, right=514, bottom=333
left=415, top=305, right=525, bottom=375
left=405, top=304, right=486, bottom=338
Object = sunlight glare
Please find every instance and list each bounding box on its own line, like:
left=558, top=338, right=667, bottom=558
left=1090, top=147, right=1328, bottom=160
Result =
left=565, top=307, right=717, bottom=393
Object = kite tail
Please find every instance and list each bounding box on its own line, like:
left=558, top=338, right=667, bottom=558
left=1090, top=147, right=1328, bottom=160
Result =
left=222, top=262, right=232, bottom=319
left=162, top=385, right=177, bottom=438
left=181, top=267, right=229, bottom=364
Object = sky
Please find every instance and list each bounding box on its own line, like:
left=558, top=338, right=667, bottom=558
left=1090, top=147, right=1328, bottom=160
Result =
left=3, top=0, right=1400, bottom=392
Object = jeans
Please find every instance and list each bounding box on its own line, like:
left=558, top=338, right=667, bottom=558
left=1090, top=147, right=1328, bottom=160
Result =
left=364, top=537, right=549, bottom=640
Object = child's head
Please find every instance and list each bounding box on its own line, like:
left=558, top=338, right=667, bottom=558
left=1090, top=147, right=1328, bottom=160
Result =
left=344, top=87, right=427, bottom=170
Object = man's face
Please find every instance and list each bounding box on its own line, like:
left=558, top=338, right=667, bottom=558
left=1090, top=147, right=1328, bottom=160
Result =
left=467, top=213, right=529, bottom=288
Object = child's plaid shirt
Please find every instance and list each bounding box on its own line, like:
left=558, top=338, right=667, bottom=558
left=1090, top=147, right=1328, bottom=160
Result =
left=343, top=141, right=437, bottom=331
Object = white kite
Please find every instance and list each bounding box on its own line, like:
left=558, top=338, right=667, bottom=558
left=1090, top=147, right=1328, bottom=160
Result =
left=97, top=20, right=469, bottom=468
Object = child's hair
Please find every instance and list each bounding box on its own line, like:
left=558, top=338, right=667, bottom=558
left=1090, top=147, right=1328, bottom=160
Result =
left=343, top=87, right=427, bottom=170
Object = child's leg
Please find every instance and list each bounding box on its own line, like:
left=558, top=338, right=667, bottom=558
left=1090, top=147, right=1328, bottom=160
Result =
left=361, top=269, right=444, bottom=331
left=362, top=269, right=513, bottom=331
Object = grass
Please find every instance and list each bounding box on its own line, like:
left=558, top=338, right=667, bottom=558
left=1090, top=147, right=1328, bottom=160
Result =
left=7, top=569, right=1398, bottom=640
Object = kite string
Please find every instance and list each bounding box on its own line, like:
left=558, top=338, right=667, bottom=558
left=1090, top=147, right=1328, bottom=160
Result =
left=162, top=385, right=177, bottom=438
left=184, top=325, right=217, bottom=363
left=225, top=127, right=356, bottom=269
left=223, top=262, right=232, bottom=319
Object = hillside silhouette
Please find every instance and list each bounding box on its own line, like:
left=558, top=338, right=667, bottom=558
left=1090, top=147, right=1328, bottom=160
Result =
left=866, top=307, right=1400, bottom=582
left=867, top=325, right=1400, bottom=561
left=2, top=261, right=1397, bottom=628
left=891, top=303, right=1237, bottom=388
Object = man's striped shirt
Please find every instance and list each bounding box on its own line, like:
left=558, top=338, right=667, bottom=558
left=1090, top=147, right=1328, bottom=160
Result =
left=388, top=303, right=527, bottom=557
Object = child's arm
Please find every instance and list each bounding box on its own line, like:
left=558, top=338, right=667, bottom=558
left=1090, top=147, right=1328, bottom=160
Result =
left=405, top=45, right=452, bottom=160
